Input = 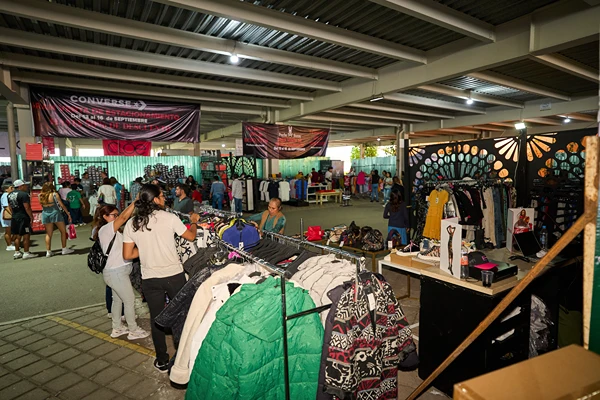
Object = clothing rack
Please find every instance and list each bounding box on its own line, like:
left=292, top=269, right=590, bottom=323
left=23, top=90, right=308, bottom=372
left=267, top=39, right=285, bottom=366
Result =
left=197, top=205, right=241, bottom=218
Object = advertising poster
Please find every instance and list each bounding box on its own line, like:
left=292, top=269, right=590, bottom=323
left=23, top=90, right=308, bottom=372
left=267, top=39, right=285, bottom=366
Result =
left=31, top=87, right=200, bottom=142
left=242, top=122, right=329, bottom=159
left=440, top=217, right=462, bottom=279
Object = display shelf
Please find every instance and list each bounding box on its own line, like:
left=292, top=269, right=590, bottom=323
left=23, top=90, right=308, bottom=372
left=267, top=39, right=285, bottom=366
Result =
left=306, top=184, right=328, bottom=204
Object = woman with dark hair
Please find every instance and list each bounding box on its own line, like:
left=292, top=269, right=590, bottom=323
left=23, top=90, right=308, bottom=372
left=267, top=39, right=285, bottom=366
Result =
left=93, top=200, right=149, bottom=340
left=39, top=182, right=72, bottom=257
left=122, top=184, right=200, bottom=372
left=383, top=191, right=409, bottom=245
left=370, top=169, right=380, bottom=202
left=110, top=177, right=123, bottom=211
left=98, top=177, right=117, bottom=206
left=185, top=175, right=197, bottom=187
left=391, top=176, right=404, bottom=198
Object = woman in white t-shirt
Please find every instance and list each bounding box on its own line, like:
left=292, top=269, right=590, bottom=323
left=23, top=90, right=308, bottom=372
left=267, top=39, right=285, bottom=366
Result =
left=93, top=200, right=149, bottom=341
left=123, top=184, right=199, bottom=372
left=97, top=177, right=117, bottom=205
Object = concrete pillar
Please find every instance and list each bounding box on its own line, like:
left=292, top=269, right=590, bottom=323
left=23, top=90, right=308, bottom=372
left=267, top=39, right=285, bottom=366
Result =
left=7, top=103, right=19, bottom=180
left=360, top=144, right=365, bottom=159
left=193, top=142, right=201, bottom=156
left=58, top=138, right=67, bottom=156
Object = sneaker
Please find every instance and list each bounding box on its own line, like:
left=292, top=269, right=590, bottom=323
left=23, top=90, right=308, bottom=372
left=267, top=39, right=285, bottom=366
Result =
left=110, top=327, right=129, bottom=338
left=417, top=245, right=441, bottom=261
left=399, top=242, right=420, bottom=255
left=6, top=245, right=15, bottom=251
left=46, top=251, right=53, bottom=258
left=107, top=313, right=112, bottom=319
left=61, top=248, right=75, bottom=255
left=13, top=251, right=23, bottom=259
left=127, top=328, right=150, bottom=340
left=23, top=252, right=39, bottom=259
left=153, top=359, right=169, bottom=373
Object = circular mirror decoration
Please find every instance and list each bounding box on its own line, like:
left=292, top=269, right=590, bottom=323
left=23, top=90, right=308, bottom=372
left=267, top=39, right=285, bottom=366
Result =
left=465, top=154, right=471, bottom=162
left=420, top=165, right=427, bottom=172
left=545, top=159, right=557, bottom=169
left=568, top=155, right=580, bottom=165
left=472, top=156, right=479, bottom=165
left=444, top=155, right=451, bottom=163
left=499, top=169, right=509, bottom=178
left=416, top=171, right=423, bottom=178
left=487, top=154, right=496, bottom=164
left=493, top=161, right=503, bottom=171
left=431, top=153, right=438, bottom=162
left=573, top=167, right=583, bottom=177
left=445, top=146, right=453, bottom=155
left=438, top=149, right=445, bottom=157
left=433, top=163, right=439, bottom=170
left=463, top=144, right=470, bottom=154
left=438, top=158, right=445, bottom=166
left=425, top=158, right=432, bottom=166
left=451, top=154, right=456, bottom=162
left=538, top=168, right=549, bottom=177
left=471, top=146, right=478, bottom=156
left=581, top=151, right=585, bottom=160
left=479, top=149, right=488, bottom=158
left=566, top=142, right=579, bottom=153
left=555, top=150, right=567, bottom=161
left=559, top=161, right=570, bottom=171
left=458, top=154, right=464, bottom=162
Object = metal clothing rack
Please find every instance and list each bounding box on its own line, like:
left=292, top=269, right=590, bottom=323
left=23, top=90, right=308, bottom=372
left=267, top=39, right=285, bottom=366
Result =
left=197, top=205, right=241, bottom=218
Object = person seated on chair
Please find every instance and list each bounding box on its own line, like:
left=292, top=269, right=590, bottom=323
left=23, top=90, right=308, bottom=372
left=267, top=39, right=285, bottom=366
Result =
left=248, top=197, right=286, bottom=234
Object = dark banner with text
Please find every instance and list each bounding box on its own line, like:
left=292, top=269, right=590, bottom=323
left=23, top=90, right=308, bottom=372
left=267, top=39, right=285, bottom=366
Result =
left=31, top=87, right=200, bottom=142
left=102, top=140, right=151, bottom=156
left=242, top=122, right=329, bottom=159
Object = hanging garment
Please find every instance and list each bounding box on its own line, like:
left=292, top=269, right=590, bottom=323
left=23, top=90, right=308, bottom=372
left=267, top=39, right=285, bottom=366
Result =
left=268, top=181, right=279, bottom=200
left=259, top=181, right=267, bottom=202
left=481, top=188, right=496, bottom=247
left=186, top=277, right=324, bottom=400
left=169, top=263, right=246, bottom=385
left=324, top=272, right=417, bottom=400
left=423, top=189, right=449, bottom=240
left=175, top=234, right=197, bottom=264
left=279, top=181, right=291, bottom=202
left=290, top=179, right=297, bottom=199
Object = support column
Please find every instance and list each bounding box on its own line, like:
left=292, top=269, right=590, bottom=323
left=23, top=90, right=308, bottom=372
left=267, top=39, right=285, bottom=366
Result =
left=193, top=142, right=201, bottom=156
left=360, top=144, right=365, bottom=159
left=58, top=139, right=67, bottom=157
left=515, top=128, right=529, bottom=207
left=7, top=103, right=19, bottom=180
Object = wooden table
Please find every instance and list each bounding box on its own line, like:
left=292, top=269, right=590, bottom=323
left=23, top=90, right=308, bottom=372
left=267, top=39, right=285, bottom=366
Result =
left=316, top=190, right=342, bottom=205
left=378, top=248, right=582, bottom=396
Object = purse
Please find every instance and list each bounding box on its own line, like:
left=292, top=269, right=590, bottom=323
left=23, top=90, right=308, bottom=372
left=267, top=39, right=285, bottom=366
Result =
left=68, top=224, right=77, bottom=240
left=306, top=226, right=324, bottom=241
left=2, top=207, right=11, bottom=220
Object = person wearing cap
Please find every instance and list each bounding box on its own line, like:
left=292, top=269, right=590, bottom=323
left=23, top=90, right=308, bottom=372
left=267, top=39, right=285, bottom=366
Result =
left=7, top=180, right=38, bottom=259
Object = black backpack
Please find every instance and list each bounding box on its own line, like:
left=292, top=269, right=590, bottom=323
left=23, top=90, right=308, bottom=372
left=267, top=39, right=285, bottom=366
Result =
left=87, top=234, right=116, bottom=274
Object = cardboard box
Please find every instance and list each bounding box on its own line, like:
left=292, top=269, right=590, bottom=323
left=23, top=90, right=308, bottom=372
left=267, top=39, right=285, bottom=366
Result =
left=390, top=252, right=414, bottom=267
left=453, top=345, right=600, bottom=400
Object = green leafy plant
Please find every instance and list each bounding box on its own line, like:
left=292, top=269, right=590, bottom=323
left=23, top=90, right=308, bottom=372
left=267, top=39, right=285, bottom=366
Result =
left=350, top=144, right=377, bottom=160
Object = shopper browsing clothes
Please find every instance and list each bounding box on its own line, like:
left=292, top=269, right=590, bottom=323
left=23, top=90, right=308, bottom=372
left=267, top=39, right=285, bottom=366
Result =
left=325, top=166, right=333, bottom=190
left=123, top=184, right=200, bottom=372
left=39, top=183, right=74, bottom=257
left=370, top=169, right=380, bottom=202
left=58, top=181, right=72, bottom=214
left=210, top=176, right=226, bottom=210
left=383, top=171, right=393, bottom=206
left=1, top=183, right=15, bottom=251
left=248, top=197, right=286, bottom=234
left=173, top=183, right=194, bottom=214
left=8, top=180, right=38, bottom=259
left=231, top=174, right=243, bottom=213
left=383, top=191, right=409, bottom=245
left=66, top=186, right=85, bottom=226
left=98, top=178, right=117, bottom=206
left=95, top=201, right=149, bottom=341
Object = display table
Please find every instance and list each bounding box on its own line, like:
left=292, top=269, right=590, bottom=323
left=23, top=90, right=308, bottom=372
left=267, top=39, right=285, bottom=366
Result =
left=316, top=189, right=342, bottom=205
left=379, top=248, right=582, bottom=396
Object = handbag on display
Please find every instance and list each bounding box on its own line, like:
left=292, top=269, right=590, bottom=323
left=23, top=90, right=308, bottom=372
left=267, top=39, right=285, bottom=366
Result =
left=362, top=229, right=384, bottom=251
left=68, top=224, right=77, bottom=240
left=329, top=225, right=347, bottom=243
left=306, top=226, right=324, bottom=241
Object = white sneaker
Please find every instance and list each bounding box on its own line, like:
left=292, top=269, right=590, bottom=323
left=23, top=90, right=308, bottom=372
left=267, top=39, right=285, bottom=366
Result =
left=61, top=248, right=75, bottom=255
left=13, top=251, right=23, bottom=259
left=23, top=252, right=39, bottom=259
left=127, top=328, right=150, bottom=340
left=6, top=245, right=15, bottom=251
left=107, top=313, right=112, bottom=319
left=46, top=251, right=53, bottom=258
left=110, top=327, right=129, bottom=338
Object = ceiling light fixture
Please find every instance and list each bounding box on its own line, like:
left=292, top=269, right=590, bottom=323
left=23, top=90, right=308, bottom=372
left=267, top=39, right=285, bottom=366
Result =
left=564, top=116, right=571, bottom=123
left=376, top=137, right=381, bottom=142
left=514, top=121, right=526, bottom=130
left=221, top=143, right=226, bottom=148
left=230, top=54, right=239, bottom=64
left=466, top=98, right=474, bottom=105
left=370, top=94, right=384, bottom=102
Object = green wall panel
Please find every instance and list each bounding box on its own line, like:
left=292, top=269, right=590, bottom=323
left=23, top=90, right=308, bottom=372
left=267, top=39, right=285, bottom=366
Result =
left=279, top=157, right=329, bottom=178
left=50, top=156, right=203, bottom=189
left=351, top=156, right=396, bottom=175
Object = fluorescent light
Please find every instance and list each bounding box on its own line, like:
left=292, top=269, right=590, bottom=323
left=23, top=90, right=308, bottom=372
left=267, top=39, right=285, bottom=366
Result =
left=221, top=143, right=226, bottom=148
left=564, top=117, right=571, bottom=123
left=370, top=94, right=384, bottom=102
left=230, top=54, right=239, bottom=64
left=514, top=122, right=526, bottom=130
left=376, top=137, right=381, bottom=141
left=466, top=98, right=474, bottom=105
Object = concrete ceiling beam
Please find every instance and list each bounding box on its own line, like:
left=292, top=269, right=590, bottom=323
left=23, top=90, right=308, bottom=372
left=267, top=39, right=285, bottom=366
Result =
left=0, top=66, right=26, bottom=105
left=11, top=71, right=291, bottom=108
left=0, top=54, right=314, bottom=101
left=153, top=0, right=427, bottom=63
left=326, top=108, right=428, bottom=122
left=366, top=0, right=495, bottom=42
left=0, top=27, right=341, bottom=91
left=418, top=83, right=524, bottom=108
left=385, top=93, right=487, bottom=114
left=468, top=71, right=571, bottom=101
left=532, top=53, right=599, bottom=83
left=350, top=103, right=455, bottom=118
left=524, top=117, right=563, bottom=125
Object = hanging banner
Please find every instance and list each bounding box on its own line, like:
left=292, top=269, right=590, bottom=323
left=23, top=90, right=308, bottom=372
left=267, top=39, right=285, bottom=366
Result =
left=42, top=137, right=55, bottom=154
left=242, top=122, right=329, bottom=159
left=31, top=87, right=200, bottom=142
left=102, top=140, right=151, bottom=156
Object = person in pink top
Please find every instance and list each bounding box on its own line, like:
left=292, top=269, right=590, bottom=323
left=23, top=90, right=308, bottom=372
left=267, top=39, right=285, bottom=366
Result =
left=357, top=170, right=366, bottom=194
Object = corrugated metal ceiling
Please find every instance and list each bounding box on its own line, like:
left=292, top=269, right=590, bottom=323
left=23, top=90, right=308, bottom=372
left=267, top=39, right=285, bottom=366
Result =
left=435, top=0, right=560, bottom=25
left=490, top=59, right=599, bottom=94
left=438, top=76, right=543, bottom=102
left=558, top=40, right=599, bottom=69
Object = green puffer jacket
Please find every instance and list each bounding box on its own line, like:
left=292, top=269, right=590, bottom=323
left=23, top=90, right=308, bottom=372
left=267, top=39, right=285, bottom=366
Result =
left=186, top=277, right=324, bottom=400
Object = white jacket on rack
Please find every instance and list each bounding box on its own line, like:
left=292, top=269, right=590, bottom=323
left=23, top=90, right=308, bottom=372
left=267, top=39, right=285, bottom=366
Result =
left=279, top=181, right=290, bottom=202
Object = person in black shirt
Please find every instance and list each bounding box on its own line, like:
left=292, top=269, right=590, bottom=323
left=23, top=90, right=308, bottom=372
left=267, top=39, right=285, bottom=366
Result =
left=383, top=191, right=409, bottom=245
left=391, top=176, right=404, bottom=200
left=370, top=169, right=380, bottom=202
left=8, top=180, right=38, bottom=259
